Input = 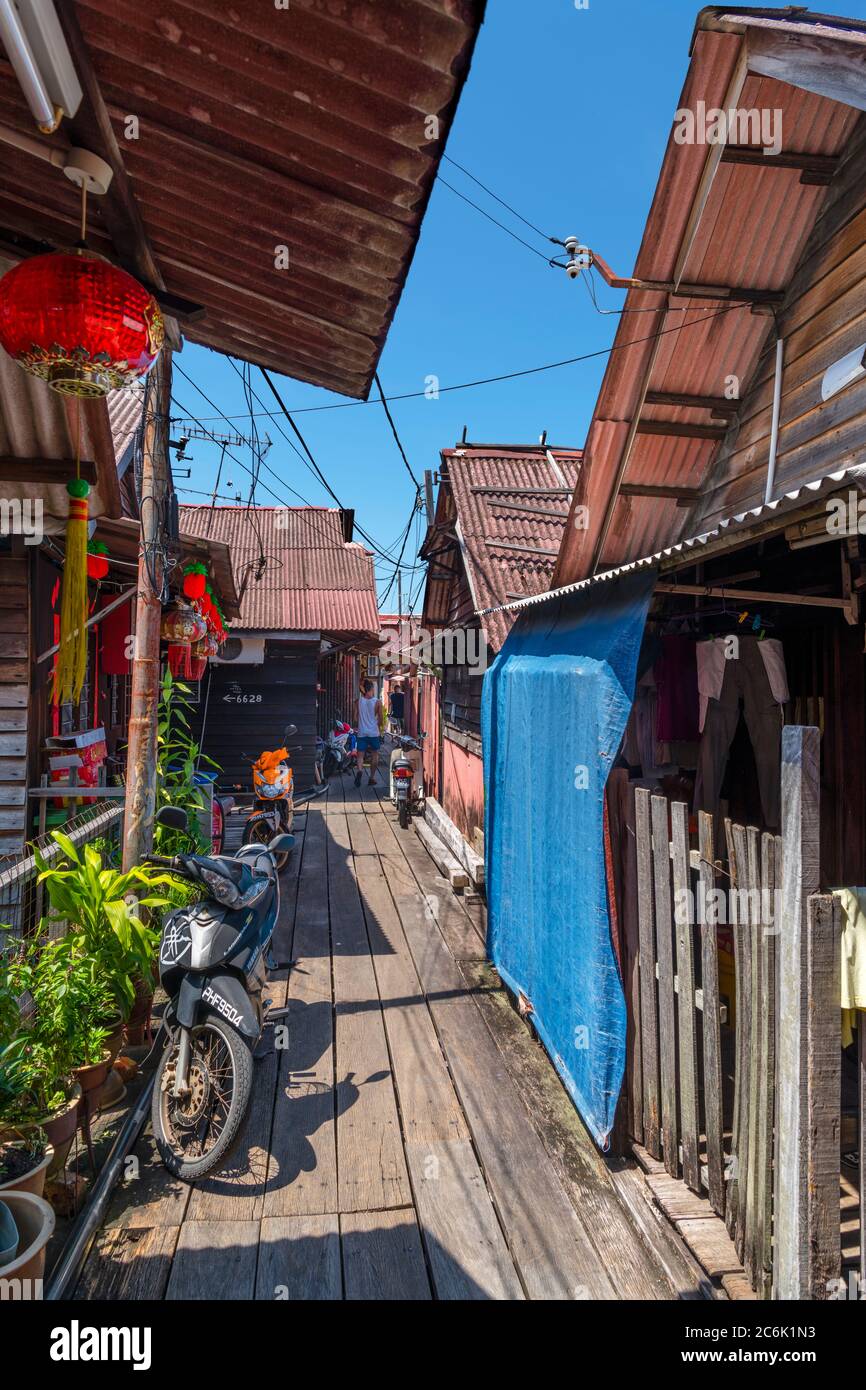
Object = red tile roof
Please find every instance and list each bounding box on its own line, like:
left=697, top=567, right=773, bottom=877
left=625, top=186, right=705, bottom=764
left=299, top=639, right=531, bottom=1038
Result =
left=423, top=444, right=582, bottom=652
left=178, top=505, right=378, bottom=636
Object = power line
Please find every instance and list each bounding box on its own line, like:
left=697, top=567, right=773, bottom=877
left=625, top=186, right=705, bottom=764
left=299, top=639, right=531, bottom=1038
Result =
left=373, top=373, right=421, bottom=490
left=436, top=175, right=555, bottom=264
left=256, top=366, right=403, bottom=562
left=183, top=302, right=753, bottom=421
left=441, top=152, right=561, bottom=245
left=173, top=365, right=401, bottom=566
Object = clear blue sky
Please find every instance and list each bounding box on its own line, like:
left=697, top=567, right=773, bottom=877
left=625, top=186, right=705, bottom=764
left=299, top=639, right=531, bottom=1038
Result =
left=167, top=1, right=757, bottom=606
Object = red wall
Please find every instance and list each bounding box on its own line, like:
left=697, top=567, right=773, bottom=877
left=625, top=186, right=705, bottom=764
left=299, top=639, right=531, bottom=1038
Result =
left=442, top=733, right=484, bottom=843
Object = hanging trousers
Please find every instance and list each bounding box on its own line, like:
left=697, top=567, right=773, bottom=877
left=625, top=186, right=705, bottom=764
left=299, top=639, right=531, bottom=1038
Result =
left=695, top=637, right=784, bottom=831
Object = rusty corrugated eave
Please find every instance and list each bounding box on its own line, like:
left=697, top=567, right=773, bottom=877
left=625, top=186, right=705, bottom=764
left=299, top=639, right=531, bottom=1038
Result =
left=553, top=14, right=861, bottom=589
left=0, top=0, right=487, bottom=398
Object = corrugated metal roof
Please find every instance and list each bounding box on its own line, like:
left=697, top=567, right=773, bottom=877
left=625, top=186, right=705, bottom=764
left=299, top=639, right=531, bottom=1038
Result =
left=482, top=463, right=866, bottom=619
left=554, top=12, right=862, bottom=586
left=179, top=503, right=378, bottom=635
left=0, top=1, right=486, bottom=397
left=425, top=444, right=582, bottom=651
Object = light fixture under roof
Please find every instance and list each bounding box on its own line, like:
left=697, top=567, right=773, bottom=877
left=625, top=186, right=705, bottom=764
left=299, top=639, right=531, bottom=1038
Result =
left=0, top=0, right=82, bottom=133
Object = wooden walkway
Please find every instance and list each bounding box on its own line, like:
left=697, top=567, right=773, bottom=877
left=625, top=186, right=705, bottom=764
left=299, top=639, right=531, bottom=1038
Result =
left=76, top=773, right=705, bottom=1301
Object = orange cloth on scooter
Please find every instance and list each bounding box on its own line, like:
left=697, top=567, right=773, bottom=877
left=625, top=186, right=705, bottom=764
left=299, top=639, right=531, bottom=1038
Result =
left=256, top=747, right=288, bottom=773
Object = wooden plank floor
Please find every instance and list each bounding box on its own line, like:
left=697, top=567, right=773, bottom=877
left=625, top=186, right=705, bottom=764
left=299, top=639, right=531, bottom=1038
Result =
left=76, top=769, right=699, bottom=1301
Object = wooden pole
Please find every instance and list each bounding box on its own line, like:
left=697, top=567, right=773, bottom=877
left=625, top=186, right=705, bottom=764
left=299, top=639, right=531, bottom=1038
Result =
left=122, top=349, right=172, bottom=872
left=806, top=893, right=841, bottom=1299
left=774, top=726, right=820, bottom=1299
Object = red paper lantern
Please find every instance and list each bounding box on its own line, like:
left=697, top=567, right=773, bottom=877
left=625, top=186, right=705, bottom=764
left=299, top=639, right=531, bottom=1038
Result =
left=0, top=251, right=164, bottom=397
left=183, top=571, right=207, bottom=600
left=86, top=551, right=109, bottom=581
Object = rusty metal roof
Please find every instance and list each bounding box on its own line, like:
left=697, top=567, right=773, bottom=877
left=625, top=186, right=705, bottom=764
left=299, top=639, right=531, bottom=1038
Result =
left=482, top=462, right=866, bottom=619
left=423, top=444, right=582, bottom=651
left=554, top=8, right=863, bottom=587
left=0, top=1, right=486, bottom=397
left=179, top=503, right=378, bottom=636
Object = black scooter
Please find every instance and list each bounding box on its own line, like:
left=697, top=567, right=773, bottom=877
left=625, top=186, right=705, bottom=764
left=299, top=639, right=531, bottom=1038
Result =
left=145, top=804, right=294, bottom=1180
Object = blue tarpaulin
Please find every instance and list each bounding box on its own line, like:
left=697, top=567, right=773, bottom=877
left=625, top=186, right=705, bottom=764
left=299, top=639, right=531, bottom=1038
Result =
left=482, top=569, right=657, bottom=1147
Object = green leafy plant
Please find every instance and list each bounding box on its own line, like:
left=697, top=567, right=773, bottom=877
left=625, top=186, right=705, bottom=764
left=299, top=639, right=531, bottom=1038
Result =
left=156, top=669, right=219, bottom=854
left=35, top=832, right=172, bottom=1019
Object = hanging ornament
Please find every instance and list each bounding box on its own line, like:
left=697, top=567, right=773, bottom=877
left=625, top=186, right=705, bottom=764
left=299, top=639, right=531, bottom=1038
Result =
left=86, top=540, right=109, bottom=581
left=0, top=250, right=164, bottom=397
left=188, top=632, right=218, bottom=682
left=161, top=601, right=207, bottom=677
left=182, top=561, right=208, bottom=600
left=54, top=479, right=90, bottom=706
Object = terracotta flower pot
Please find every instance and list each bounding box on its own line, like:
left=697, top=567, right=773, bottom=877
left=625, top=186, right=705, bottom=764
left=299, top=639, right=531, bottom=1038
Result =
left=72, top=1051, right=112, bottom=1097
left=41, top=1085, right=82, bottom=1179
left=102, top=1015, right=126, bottom=1065
left=0, top=1191, right=55, bottom=1286
left=125, top=975, right=155, bottom=1047
left=0, top=1135, right=54, bottom=1199
left=72, top=1051, right=111, bottom=1174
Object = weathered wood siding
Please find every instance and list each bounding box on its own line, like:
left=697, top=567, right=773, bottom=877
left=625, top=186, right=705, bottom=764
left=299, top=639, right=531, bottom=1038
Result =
left=694, top=114, right=866, bottom=526
left=191, top=644, right=319, bottom=794
left=0, top=550, right=30, bottom=856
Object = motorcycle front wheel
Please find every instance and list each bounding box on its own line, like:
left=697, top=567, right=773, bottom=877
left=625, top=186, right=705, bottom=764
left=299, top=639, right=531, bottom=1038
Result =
left=152, top=1021, right=253, bottom=1181
left=243, top=813, right=290, bottom=870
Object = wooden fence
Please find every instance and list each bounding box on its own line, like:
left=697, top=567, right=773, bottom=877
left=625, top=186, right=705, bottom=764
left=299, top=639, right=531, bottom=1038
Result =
left=629, top=756, right=849, bottom=1299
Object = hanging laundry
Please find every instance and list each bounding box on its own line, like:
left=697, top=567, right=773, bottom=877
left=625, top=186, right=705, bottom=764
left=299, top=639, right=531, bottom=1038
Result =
left=694, top=635, right=789, bottom=831
left=655, top=633, right=699, bottom=741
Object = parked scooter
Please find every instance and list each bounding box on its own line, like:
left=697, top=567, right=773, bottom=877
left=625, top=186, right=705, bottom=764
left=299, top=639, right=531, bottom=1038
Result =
left=389, top=732, right=426, bottom=828
left=322, top=718, right=356, bottom=778
left=241, top=724, right=299, bottom=870
left=146, top=804, right=294, bottom=1180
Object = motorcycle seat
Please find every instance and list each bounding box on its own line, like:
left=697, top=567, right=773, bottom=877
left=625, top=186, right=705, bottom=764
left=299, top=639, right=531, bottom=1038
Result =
left=235, top=844, right=278, bottom=880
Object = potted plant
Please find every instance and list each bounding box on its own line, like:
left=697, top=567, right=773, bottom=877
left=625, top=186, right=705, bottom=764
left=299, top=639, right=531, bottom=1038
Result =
left=35, top=831, right=170, bottom=1024
left=0, top=945, right=70, bottom=1180
left=0, top=1030, right=53, bottom=1197
left=0, top=1190, right=55, bottom=1284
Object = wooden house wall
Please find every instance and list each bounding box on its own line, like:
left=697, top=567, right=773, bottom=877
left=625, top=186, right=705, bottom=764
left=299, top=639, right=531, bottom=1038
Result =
left=0, top=548, right=29, bottom=855
left=191, top=642, right=319, bottom=796
left=694, top=114, right=866, bottom=528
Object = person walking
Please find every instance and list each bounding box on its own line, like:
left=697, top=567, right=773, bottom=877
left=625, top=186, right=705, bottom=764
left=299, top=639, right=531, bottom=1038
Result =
left=355, top=677, right=382, bottom=787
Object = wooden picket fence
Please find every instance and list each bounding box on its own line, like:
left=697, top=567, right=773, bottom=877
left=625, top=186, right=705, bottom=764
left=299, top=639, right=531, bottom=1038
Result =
left=630, top=778, right=848, bottom=1299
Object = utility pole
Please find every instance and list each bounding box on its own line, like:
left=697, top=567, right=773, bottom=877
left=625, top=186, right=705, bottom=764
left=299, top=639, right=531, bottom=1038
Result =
left=397, top=568, right=403, bottom=670
left=424, top=469, right=435, bottom=527
left=123, top=348, right=173, bottom=871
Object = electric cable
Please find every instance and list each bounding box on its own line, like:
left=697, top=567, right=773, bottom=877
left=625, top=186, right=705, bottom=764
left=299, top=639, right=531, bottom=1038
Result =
left=373, top=372, right=421, bottom=490
left=436, top=175, right=555, bottom=263
left=440, top=152, right=561, bottom=245
left=185, top=301, right=752, bottom=421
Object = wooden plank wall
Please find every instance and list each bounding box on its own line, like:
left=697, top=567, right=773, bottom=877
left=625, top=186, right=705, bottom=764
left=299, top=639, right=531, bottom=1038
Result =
left=693, top=113, right=866, bottom=525
left=0, top=551, right=30, bottom=856
left=630, top=787, right=832, bottom=1299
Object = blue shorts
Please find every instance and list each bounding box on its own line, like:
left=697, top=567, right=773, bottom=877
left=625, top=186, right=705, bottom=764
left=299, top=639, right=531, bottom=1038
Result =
left=356, top=736, right=380, bottom=752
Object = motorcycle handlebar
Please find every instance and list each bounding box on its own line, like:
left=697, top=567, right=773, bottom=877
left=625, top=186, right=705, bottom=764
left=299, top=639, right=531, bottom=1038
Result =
left=144, top=854, right=181, bottom=870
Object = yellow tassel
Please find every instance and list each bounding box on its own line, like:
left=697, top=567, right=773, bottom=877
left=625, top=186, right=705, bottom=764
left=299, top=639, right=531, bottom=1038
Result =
left=54, top=478, right=90, bottom=706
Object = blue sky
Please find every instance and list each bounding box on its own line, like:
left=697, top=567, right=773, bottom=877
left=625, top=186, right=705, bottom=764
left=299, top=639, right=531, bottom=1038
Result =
left=169, top=1, right=741, bottom=607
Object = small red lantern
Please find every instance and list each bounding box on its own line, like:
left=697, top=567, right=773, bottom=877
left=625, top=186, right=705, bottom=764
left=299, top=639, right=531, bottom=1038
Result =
left=182, top=562, right=208, bottom=600
left=0, top=251, right=164, bottom=397
left=86, top=541, right=109, bottom=582
left=161, top=602, right=207, bottom=676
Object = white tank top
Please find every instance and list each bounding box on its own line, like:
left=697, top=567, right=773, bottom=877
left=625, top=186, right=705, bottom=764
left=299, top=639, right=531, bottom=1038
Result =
left=357, top=695, right=379, bottom=737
